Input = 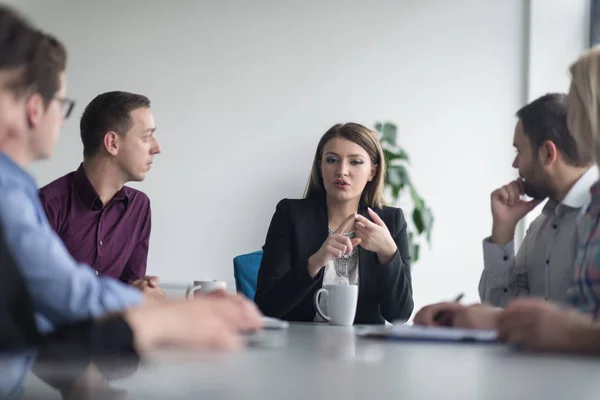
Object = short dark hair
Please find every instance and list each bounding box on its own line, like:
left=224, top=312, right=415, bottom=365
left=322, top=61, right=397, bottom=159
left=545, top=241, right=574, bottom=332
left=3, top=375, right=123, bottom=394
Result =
left=0, top=6, right=37, bottom=70
left=516, top=93, right=592, bottom=167
left=17, top=33, right=67, bottom=107
left=80, top=91, right=151, bottom=158
left=0, top=6, right=67, bottom=108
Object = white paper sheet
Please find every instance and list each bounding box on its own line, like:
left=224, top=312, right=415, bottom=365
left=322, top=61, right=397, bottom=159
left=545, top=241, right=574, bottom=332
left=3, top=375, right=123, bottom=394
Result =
left=356, top=324, right=498, bottom=343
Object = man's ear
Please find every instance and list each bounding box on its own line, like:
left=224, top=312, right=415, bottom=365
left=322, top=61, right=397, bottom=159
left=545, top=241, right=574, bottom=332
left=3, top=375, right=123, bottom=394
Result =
left=25, top=94, right=44, bottom=129
left=540, top=140, right=558, bottom=166
left=103, top=131, right=120, bottom=156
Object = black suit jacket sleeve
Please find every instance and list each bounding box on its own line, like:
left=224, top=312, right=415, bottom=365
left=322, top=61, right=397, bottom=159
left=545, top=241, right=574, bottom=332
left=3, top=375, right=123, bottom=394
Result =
left=254, top=200, right=324, bottom=317
left=374, top=208, right=413, bottom=322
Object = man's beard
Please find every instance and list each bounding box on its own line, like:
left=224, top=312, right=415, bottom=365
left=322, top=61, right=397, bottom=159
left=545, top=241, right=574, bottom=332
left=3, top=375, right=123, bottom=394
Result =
left=522, top=178, right=552, bottom=200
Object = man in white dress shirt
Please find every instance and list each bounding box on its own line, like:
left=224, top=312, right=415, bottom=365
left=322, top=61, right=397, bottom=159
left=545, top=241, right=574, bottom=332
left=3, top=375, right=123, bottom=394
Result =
left=415, top=93, right=597, bottom=328
left=479, top=92, right=597, bottom=306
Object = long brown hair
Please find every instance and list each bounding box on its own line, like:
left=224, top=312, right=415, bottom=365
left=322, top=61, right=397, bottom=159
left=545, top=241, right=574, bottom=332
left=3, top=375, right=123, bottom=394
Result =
left=304, top=122, right=386, bottom=208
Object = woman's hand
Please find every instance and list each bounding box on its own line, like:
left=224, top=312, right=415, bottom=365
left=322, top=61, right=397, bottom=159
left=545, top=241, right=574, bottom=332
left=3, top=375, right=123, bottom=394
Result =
left=355, top=208, right=397, bottom=264
left=307, top=213, right=361, bottom=277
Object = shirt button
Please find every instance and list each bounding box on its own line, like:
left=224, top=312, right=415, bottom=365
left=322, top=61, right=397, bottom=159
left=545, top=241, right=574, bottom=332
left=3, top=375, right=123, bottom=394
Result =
left=546, top=259, right=550, bottom=264
left=503, top=256, right=508, bottom=261
left=95, top=270, right=99, bottom=276
left=99, top=240, right=103, bottom=246
left=552, top=224, right=558, bottom=229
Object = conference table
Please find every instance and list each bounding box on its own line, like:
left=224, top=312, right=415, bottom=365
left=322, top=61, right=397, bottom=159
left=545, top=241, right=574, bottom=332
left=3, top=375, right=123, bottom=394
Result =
left=22, top=321, right=600, bottom=399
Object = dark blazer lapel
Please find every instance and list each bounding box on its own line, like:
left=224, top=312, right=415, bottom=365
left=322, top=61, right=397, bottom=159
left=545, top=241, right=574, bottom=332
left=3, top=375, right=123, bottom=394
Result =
left=312, top=196, right=329, bottom=253
left=300, top=196, right=329, bottom=266
left=316, top=196, right=329, bottom=244
left=357, top=247, right=369, bottom=315
left=357, top=203, right=370, bottom=306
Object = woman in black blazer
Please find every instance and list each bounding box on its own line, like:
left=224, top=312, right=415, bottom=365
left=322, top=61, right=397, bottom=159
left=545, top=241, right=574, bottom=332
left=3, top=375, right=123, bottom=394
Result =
left=255, top=123, right=413, bottom=324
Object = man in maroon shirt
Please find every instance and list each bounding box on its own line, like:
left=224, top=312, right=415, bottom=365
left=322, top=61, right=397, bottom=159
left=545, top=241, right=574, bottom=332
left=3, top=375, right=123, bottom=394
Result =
left=39, top=91, right=163, bottom=297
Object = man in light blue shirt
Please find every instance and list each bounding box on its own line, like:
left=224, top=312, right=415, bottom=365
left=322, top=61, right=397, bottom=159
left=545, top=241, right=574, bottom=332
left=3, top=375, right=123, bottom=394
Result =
left=0, top=8, right=263, bottom=398
left=0, top=18, right=143, bottom=399
left=0, top=154, right=144, bottom=332
left=0, top=30, right=143, bottom=335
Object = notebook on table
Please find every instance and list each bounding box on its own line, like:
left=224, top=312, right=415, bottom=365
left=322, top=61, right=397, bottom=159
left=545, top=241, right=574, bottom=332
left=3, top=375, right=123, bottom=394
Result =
left=355, top=324, right=498, bottom=344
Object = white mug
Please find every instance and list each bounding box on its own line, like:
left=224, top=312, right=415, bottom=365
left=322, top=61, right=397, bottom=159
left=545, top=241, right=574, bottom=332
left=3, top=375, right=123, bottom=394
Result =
left=314, top=284, right=358, bottom=326
left=185, top=280, right=227, bottom=298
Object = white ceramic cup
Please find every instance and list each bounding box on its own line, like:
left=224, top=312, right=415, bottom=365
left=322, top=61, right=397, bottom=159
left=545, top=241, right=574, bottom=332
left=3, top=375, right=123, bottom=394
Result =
left=185, top=280, right=227, bottom=298
left=314, top=284, right=358, bottom=326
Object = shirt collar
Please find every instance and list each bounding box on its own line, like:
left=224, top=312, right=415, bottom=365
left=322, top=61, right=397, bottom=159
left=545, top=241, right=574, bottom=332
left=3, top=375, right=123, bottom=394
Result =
left=0, top=152, right=38, bottom=194
left=73, top=164, right=129, bottom=210
left=541, top=166, right=598, bottom=217
left=561, top=166, right=599, bottom=208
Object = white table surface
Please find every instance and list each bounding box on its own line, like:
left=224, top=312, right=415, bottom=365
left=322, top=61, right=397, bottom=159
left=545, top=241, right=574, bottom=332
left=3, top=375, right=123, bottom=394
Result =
left=23, top=322, right=600, bottom=399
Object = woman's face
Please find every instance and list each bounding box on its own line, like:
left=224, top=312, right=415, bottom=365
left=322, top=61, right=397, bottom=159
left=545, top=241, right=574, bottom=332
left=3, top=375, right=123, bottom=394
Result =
left=320, top=137, right=376, bottom=204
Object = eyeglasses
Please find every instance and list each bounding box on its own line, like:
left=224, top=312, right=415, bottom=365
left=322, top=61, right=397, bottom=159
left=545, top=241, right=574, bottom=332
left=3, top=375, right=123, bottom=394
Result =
left=54, top=97, right=75, bottom=119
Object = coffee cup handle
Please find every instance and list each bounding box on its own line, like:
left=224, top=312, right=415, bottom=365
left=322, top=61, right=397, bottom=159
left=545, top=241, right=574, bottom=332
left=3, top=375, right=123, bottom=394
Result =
left=314, top=288, right=330, bottom=321
left=185, top=284, right=203, bottom=299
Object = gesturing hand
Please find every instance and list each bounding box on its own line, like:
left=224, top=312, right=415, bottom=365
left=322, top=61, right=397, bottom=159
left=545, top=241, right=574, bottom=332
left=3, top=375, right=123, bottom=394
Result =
left=307, top=213, right=361, bottom=278
left=355, top=208, right=397, bottom=264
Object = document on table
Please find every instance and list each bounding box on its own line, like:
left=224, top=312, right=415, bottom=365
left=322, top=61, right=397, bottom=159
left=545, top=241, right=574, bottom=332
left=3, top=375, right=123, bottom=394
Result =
left=356, top=324, right=498, bottom=343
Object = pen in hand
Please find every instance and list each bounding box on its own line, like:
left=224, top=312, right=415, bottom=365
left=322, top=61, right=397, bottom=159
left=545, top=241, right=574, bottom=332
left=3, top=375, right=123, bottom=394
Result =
left=451, top=293, right=464, bottom=303
left=433, top=293, right=464, bottom=324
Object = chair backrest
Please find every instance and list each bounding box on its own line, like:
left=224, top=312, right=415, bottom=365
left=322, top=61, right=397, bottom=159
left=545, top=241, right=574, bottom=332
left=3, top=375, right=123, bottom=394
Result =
left=233, top=250, right=263, bottom=300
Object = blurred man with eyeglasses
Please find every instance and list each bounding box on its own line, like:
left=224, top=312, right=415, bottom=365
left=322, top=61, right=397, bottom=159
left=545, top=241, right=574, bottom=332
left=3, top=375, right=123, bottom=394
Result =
left=39, top=91, right=164, bottom=298
left=0, top=29, right=146, bottom=337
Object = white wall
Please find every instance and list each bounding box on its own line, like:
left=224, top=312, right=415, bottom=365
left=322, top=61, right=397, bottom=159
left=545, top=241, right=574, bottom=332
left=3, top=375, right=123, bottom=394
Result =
left=528, top=0, right=590, bottom=99
left=521, top=0, right=591, bottom=231
left=16, top=0, right=531, bottom=313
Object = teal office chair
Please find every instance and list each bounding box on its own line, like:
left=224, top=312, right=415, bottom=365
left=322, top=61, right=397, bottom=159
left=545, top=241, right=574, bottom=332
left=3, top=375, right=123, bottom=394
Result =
left=233, top=250, right=263, bottom=300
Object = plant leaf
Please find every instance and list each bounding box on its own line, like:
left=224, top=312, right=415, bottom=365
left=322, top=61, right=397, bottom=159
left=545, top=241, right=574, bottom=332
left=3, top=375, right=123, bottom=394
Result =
left=407, top=231, right=417, bottom=262
left=413, top=208, right=424, bottom=234
left=383, top=148, right=409, bottom=164
left=386, top=165, right=410, bottom=188
left=377, top=120, right=434, bottom=263
left=390, top=185, right=401, bottom=202
left=411, top=243, right=420, bottom=263
left=409, top=186, right=425, bottom=210
left=420, top=206, right=434, bottom=243
left=381, top=122, right=397, bottom=145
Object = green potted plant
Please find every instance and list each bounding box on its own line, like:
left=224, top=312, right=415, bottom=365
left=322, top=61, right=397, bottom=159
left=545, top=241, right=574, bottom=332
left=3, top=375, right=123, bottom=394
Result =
left=374, top=121, right=434, bottom=263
